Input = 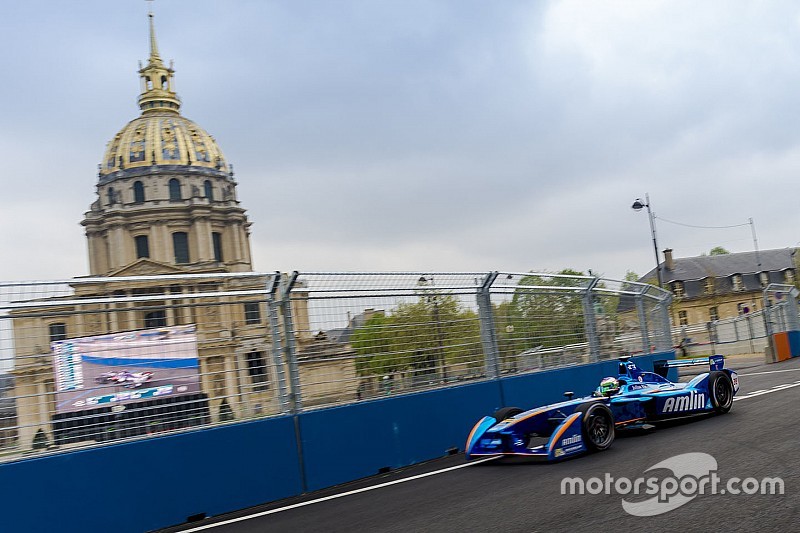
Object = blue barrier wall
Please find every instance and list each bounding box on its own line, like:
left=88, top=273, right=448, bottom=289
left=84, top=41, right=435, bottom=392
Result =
left=0, top=415, right=303, bottom=533
left=788, top=331, right=800, bottom=357
left=299, top=379, right=503, bottom=491
left=0, top=353, right=677, bottom=533
left=298, top=352, right=675, bottom=492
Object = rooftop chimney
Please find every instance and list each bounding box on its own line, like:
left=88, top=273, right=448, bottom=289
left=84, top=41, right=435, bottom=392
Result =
left=664, top=249, right=675, bottom=271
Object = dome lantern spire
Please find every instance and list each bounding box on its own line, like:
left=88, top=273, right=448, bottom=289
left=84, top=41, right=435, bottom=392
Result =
left=148, top=11, right=161, bottom=63
left=137, top=11, right=181, bottom=115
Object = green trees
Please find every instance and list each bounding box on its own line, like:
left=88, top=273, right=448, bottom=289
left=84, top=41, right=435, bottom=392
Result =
left=709, top=246, right=730, bottom=255
left=351, top=268, right=612, bottom=379
left=501, top=269, right=588, bottom=353
left=351, top=293, right=482, bottom=380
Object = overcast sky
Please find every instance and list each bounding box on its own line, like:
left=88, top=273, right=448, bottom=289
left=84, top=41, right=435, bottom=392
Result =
left=3, top=0, right=800, bottom=283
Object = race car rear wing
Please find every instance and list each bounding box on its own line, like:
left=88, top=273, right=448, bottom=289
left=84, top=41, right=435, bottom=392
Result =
left=653, top=354, right=724, bottom=378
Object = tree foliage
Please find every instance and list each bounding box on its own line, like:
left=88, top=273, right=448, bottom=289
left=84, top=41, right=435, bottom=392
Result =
left=709, top=246, right=730, bottom=255
left=501, top=269, right=589, bottom=353
left=351, top=293, right=481, bottom=378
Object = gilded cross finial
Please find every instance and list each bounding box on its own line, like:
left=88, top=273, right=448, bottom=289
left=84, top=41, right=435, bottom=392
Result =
left=137, top=5, right=181, bottom=115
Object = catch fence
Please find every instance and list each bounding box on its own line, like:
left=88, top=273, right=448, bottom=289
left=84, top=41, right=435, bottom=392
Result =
left=0, top=270, right=671, bottom=461
left=699, top=284, right=800, bottom=357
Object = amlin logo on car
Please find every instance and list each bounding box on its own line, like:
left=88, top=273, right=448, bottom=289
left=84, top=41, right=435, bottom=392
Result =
left=554, top=434, right=583, bottom=458
left=660, top=391, right=705, bottom=413
left=561, top=453, right=784, bottom=516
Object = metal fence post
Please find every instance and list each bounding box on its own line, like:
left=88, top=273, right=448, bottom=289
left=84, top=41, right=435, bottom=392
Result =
left=266, top=272, right=291, bottom=415
left=746, top=314, right=755, bottom=354
left=278, top=271, right=303, bottom=413
left=785, top=287, right=800, bottom=331
left=477, top=271, right=501, bottom=379
left=636, top=293, right=651, bottom=355
left=707, top=321, right=717, bottom=354
left=656, top=296, right=672, bottom=352
left=581, top=277, right=600, bottom=362
left=762, top=286, right=774, bottom=339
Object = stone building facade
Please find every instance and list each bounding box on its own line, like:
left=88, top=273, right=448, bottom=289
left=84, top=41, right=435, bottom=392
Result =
left=643, top=248, right=798, bottom=327
left=10, top=13, right=356, bottom=450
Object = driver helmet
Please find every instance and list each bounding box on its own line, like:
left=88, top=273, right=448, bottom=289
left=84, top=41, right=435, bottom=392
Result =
left=599, top=377, right=620, bottom=397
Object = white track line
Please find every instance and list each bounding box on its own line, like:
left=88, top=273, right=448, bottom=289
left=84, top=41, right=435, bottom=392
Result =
left=734, top=380, right=800, bottom=401
left=737, top=367, right=800, bottom=377
left=180, top=374, right=800, bottom=531
left=178, top=456, right=498, bottom=532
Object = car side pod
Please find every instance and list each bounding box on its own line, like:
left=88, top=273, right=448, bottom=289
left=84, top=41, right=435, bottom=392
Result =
left=546, top=412, right=586, bottom=461
left=465, top=416, right=498, bottom=459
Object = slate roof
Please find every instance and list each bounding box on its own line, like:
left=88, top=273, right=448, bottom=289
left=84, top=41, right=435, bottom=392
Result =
left=640, top=248, right=797, bottom=299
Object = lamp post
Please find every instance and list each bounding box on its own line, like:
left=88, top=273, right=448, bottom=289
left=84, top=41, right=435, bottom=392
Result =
left=632, top=193, right=663, bottom=289
left=418, top=276, right=447, bottom=382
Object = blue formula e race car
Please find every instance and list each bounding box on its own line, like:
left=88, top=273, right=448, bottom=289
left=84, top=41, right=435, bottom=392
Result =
left=466, top=355, right=739, bottom=461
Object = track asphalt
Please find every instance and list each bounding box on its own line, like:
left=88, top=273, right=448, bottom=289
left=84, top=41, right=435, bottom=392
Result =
left=159, top=356, right=800, bottom=533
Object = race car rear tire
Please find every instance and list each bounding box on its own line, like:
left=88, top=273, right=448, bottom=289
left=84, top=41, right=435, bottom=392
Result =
left=576, top=402, right=615, bottom=451
left=709, top=371, right=734, bottom=414
left=493, top=407, right=523, bottom=422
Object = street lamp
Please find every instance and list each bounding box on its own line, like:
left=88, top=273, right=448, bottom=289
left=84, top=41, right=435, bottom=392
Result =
left=631, top=193, right=663, bottom=289
left=417, top=276, right=448, bottom=381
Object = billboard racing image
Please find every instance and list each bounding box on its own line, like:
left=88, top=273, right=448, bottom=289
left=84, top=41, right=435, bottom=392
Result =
left=51, top=324, right=202, bottom=414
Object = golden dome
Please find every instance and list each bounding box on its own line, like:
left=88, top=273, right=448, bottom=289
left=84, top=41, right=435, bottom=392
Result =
left=100, top=113, right=228, bottom=177
left=99, top=13, right=229, bottom=180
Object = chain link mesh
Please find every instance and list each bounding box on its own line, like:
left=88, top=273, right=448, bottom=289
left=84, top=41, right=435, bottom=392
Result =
left=0, top=271, right=671, bottom=462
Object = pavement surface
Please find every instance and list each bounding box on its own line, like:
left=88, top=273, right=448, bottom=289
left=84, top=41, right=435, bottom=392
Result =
left=158, top=355, right=800, bottom=533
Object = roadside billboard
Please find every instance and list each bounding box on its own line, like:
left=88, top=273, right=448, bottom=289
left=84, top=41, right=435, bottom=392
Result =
left=51, top=324, right=201, bottom=414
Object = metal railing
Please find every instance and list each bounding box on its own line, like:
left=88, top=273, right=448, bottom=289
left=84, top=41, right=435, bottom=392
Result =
left=0, top=270, right=671, bottom=461
left=699, top=284, right=800, bottom=357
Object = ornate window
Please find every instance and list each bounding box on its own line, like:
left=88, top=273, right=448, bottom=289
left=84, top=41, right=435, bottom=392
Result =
left=168, top=178, right=182, bottom=201
left=245, top=351, right=269, bottom=392
left=133, top=181, right=145, bottom=203
left=678, top=310, right=688, bottom=326
left=172, top=232, right=189, bottom=264
left=732, top=274, right=743, bottom=291
left=204, top=180, right=214, bottom=201
left=144, top=310, right=167, bottom=328
left=705, top=278, right=715, bottom=294
left=671, top=281, right=685, bottom=298
left=244, top=302, right=261, bottom=325
left=709, top=307, right=719, bottom=322
left=106, top=187, right=117, bottom=206
left=135, top=235, right=150, bottom=259
left=212, top=232, right=223, bottom=263
left=48, top=323, right=67, bottom=342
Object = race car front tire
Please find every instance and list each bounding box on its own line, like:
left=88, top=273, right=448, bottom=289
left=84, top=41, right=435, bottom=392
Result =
left=492, top=407, right=523, bottom=422
left=576, top=402, right=615, bottom=451
left=709, top=371, right=734, bottom=414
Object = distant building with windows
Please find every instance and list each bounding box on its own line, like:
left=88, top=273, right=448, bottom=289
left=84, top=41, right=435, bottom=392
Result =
left=639, top=248, right=798, bottom=328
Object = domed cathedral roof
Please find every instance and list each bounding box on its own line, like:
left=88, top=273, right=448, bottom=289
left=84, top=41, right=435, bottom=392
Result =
left=99, top=13, right=229, bottom=180
left=100, top=115, right=229, bottom=179
left=82, top=12, right=254, bottom=277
